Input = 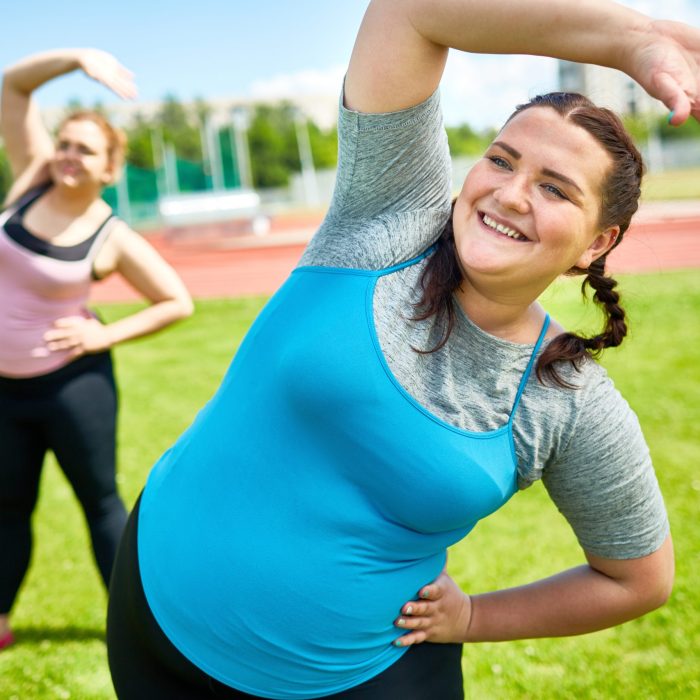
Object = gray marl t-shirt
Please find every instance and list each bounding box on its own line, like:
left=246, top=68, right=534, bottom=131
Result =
left=299, top=91, right=668, bottom=559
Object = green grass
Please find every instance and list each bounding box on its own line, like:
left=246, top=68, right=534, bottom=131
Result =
left=642, top=167, right=700, bottom=200
left=1, top=272, right=698, bottom=699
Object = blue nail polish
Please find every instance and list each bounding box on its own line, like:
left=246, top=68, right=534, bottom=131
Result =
left=394, top=639, right=403, bottom=647
left=667, top=110, right=675, bottom=125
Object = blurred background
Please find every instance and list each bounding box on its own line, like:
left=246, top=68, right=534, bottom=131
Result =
left=1, top=0, right=699, bottom=232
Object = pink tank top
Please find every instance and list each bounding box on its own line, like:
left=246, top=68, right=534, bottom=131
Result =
left=0, top=186, right=116, bottom=378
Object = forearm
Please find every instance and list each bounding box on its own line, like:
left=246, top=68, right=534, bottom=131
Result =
left=103, top=298, right=193, bottom=348
left=405, top=0, right=649, bottom=69
left=3, top=49, right=85, bottom=95
left=465, top=564, right=668, bottom=642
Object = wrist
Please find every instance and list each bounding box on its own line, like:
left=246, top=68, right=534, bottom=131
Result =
left=460, top=592, right=475, bottom=643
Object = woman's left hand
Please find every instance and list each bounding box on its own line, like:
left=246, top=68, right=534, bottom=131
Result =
left=394, top=570, right=472, bottom=646
left=43, top=316, right=112, bottom=357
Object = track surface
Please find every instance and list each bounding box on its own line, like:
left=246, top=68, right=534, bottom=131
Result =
left=90, top=204, right=700, bottom=303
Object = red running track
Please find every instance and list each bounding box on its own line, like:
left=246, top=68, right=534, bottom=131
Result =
left=90, top=208, right=700, bottom=303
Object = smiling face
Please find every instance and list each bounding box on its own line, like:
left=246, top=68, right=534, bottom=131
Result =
left=50, top=119, right=115, bottom=190
left=453, top=107, right=619, bottom=299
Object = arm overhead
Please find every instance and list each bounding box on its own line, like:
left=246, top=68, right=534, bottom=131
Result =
left=1, top=49, right=136, bottom=183
left=345, top=0, right=699, bottom=123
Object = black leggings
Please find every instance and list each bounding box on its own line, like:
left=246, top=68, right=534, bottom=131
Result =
left=0, top=352, right=127, bottom=613
left=107, top=498, right=464, bottom=700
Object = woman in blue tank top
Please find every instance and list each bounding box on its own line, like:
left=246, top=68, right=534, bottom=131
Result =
left=107, top=1, right=699, bottom=698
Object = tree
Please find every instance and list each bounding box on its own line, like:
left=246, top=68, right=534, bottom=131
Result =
left=445, top=123, right=493, bottom=156
left=124, top=113, right=156, bottom=170
left=247, top=102, right=300, bottom=188
left=158, top=94, right=203, bottom=162
left=308, top=122, right=338, bottom=169
left=0, top=147, right=13, bottom=203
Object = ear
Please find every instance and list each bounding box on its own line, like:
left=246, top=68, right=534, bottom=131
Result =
left=575, top=225, right=620, bottom=270
left=101, top=162, right=121, bottom=186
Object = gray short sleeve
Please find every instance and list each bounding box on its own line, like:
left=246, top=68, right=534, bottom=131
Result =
left=300, top=90, right=452, bottom=270
left=541, top=364, right=669, bottom=559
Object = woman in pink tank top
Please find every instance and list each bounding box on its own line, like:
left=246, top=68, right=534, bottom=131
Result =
left=0, top=48, right=193, bottom=650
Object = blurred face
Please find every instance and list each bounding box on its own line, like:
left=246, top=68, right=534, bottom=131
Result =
left=51, top=119, right=114, bottom=189
left=453, top=107, right=619, bottom=297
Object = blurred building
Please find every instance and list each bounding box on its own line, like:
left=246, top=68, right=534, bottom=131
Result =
left=41, top=92, right=339, bottom=131
left=558, top=61, right=663, bottom=116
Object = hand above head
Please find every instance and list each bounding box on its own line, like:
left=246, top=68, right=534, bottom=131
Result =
left=626, top=20, right=700, bottom=125
left=77, top=49, right=137, bottom=101
left=394, top=570, right=472, bottom=646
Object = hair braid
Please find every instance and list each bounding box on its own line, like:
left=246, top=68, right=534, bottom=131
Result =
left=412, top=92, right=643, bottom=388
left=536, top=256, right=627, bottom=387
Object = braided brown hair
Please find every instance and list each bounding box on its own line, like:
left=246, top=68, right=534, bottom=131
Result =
left=413, top=93, right=645, bottom=387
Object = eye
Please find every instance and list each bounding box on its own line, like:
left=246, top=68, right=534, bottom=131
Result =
left=541, top=183, right=569, bottom=200
left=57, top=141, right=70, bottom=151
left=487, top=155, right=511, bottom=170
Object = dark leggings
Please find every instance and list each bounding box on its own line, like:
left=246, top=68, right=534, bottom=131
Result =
left=0, top=352, right=127, bottom=613
left=107, top=498, right=464, bottom=700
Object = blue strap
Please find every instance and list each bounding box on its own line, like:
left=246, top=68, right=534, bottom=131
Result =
left=509, top=314, right=550, bottom=423
left=378, top=244, right=437, bottom=276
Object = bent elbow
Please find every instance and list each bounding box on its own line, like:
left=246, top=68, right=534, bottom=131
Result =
left=648, top=569, right=674, bottom=611
left=638, top=561, right=675, bottom=615
left=179, top=296, right=195, bottom=319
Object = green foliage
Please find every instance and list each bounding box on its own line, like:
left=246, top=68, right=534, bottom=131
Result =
left=657, top=114, right=700, bottom=141
left=446, top=123, right=494, bottom=156
left=123, top=113, right=156, bottom=170
left=621, top=113, right=652, bottom=143
left=0, top=147, right=13, bottom=204
left=1, top=271, right=699, bottom=698
left=247, top=102, right=301, bottom=188
left=157, top=93, right=203, bottom=163
left=308, top=122, right=338, bottom=169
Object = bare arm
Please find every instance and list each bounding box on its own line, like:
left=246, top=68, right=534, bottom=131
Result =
left=1, top=49, right=136, bottom=184
left=43, top=224, right=193, bottom=356
left=394, top=536, right=674, bottom=645
left=345, top=0, right=699, bottom=123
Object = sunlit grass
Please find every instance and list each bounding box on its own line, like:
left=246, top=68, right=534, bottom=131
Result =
left=1, top=271, right=698, bottom=699
left=642, top=167, right=700, bottom=200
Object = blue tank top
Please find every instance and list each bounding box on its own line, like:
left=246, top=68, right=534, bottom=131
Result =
left=138, top=251, right=550, bottom=699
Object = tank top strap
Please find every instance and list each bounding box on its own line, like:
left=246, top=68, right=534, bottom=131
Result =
left=508, top=314, right=550, bottom=423
left=0, top=184, right=50, bottom=229
left=377, top=243, right=437, bottom=276
left=86, top=214, right=118, bottom=262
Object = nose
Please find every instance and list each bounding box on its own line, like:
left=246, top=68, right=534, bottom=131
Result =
left=493, top=175, right=530, bottom=214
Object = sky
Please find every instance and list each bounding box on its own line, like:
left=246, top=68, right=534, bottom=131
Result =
left=2, top=0, right=699, bottom=130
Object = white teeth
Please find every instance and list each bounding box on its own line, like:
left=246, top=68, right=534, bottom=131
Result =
left=482, top=214, right=526, bottom=241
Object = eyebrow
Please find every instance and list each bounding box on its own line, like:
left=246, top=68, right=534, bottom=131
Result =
left=491, top=140, right=585, bottom=196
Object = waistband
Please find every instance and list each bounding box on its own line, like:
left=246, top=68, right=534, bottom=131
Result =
left=0, top=351, right=113, bottom=397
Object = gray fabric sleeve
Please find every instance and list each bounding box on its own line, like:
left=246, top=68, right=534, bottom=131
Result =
left=542, top=366, right=669, bottom=559
left=299, top=90, right=452, bottom=270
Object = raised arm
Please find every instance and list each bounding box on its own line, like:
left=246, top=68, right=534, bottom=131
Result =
left=345, top=0, right=699, bottom=123
left=1, top=49, right=136, bottom=181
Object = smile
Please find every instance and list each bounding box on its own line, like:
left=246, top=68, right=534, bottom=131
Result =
left=481, top=213, right=528, bottom=242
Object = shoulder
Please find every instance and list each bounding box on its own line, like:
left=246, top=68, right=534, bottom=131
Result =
left=93, top=219, right=145, bottom=277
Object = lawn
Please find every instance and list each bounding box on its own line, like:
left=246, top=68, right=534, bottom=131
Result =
left=1, top=270, right=698, bottom=699
left=642, top=167, right=700, bottom=201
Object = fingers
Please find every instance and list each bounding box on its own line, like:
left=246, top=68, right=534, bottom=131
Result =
left=394, top=630, right=428, bottom=647
left=44, top=335, right=80, bottom=351
left=50, top=316, right=85, bottom=329
left=656, top=72, right=693, bottom=125
left=81, top=50, right=138, bottom=100
left=394, top=605, right=434, bottom=646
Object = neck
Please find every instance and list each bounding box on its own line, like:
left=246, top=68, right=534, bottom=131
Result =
left=47, top=182, right=102, bottom=216
left=453, top=272, right=549, bottom=343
